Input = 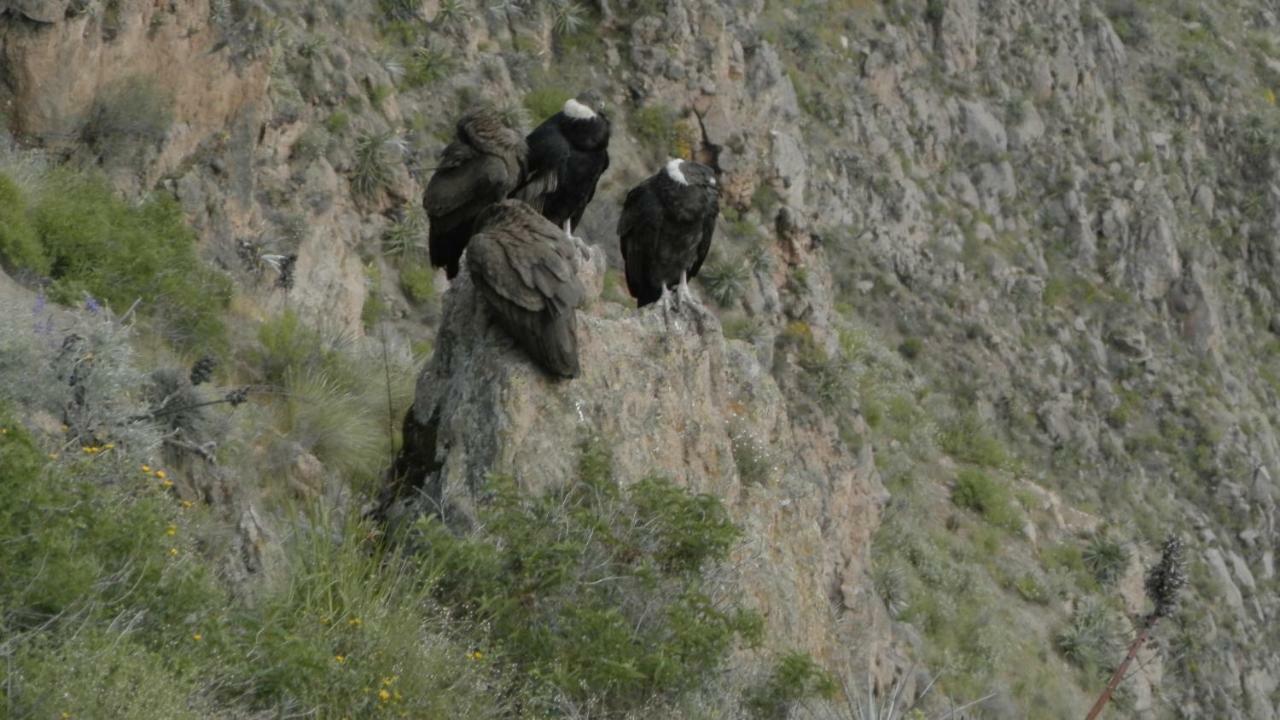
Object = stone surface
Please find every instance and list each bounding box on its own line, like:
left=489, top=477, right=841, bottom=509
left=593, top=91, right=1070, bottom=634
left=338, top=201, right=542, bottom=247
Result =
left=382, top=245, right=886, bottom=674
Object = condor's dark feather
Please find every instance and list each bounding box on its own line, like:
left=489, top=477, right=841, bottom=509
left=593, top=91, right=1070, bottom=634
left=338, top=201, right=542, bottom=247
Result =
left=618, top=160, right=720, bottom=307
left=424, top=106, right=526, bottom=278
left=467, top=201, right=584, bottom=378
left=511, top=98, right=611, bottom=230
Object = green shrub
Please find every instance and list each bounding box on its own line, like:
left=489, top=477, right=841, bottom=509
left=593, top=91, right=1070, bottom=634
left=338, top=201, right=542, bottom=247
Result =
left=1013, top=572, right=1049, bottom=604
left=324, top=110, right=351, bottom=134
left=379, top=0, right=420, bottom=20
left=252, top=309, right=358, bottom=389
left=84, top=76, right=174, bottom=158
left=235, top=508, right=503, bottom=716
left=0, top=415, right=228, bottom=713
left=897, top=336, right=923, bottom=360
left=940, top=411, right=1010, bottom=468
left=524, top=86, right=573, bottom=123
left=0, top=174, right=49, bottom=275
left=409, top=440, right=762, bottom=714
left=630, top=104, right=679, bottom=156
left=732, top=425, right=774, bottom=485
left=745, top=652, right=837, bottom=720
left=952, top=468, right=1022, bottom=531
left=399, top=258, right=435, bottom=305
left=28, top=170, right=230, bottom=354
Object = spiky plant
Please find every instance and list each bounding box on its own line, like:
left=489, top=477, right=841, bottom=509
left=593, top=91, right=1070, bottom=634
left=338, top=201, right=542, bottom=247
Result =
left=403, top=46, right=452, bottom=88
left=382, top=206, right=428, bottom=259
left=1083, top=534, right=1130, bottom=587
left=547, top=0, right=587, bottom=35
left=699, top=257, right=750, bottom=308
left=435, top=0, right=473, bottom=28
left=352, top=131, right=399, bottom=201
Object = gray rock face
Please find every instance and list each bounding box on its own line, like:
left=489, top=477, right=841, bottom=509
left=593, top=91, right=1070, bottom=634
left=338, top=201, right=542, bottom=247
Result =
left=2, top=0, right=70, bottom=23
left=381, top=245, right=885, bottom=672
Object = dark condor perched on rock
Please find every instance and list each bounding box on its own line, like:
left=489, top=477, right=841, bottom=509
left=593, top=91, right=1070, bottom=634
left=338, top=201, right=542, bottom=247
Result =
left=511, top=95, right=611, bottom=234
left=424, top=105, right=527, bottom=278
left=466, top=200, right=585, bottom=379
left=617, top=159, right=720, bottom=308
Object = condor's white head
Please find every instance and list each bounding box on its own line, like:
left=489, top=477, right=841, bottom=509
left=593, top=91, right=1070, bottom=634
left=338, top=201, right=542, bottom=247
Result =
left=563, top=98, right=597, bottom=120
left=664, top=158, right=688, bottom=185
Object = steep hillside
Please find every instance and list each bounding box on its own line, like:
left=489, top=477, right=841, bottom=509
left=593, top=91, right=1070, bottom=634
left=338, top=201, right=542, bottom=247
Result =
left=2, top=0, right=1280, bottom=717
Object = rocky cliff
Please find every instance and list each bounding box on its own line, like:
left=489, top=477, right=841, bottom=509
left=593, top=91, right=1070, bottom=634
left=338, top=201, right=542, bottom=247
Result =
left=377, top=246, right=887, bottom=684
left=4, top=0, right=1280, bottom=716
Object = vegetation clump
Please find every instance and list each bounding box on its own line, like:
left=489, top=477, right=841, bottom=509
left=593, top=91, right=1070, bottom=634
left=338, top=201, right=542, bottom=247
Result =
left=409, top=439, right=763, bottom=714
left=0, top=168, right=230, bottom=355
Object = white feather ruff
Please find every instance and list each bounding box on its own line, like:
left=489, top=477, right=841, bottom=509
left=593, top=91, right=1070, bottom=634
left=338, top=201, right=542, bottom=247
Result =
left=664, top=158, right=688, bottom=185
left=563, top=98, right=596, bottom=120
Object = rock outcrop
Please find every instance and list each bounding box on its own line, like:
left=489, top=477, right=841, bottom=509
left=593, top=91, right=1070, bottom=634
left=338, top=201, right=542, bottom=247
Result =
left=379, top=244, right=887, bottom=674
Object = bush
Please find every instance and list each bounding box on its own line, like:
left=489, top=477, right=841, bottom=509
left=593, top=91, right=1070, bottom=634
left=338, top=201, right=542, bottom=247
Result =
left=0, top=174, right=49, bottom=275
left=952, top=468, right=1022, bottom=531
left=897, top=336, right=922, bottom=360
left=252, top=310, right=359, bottom=389
left=630, top=104, right=679, bottom=157
left=399, top=258, right=436, bottom=305
left=940, top=411, right=1010, bottom=468
left=409, top=439, right=762, bottom=714
left=745, top=652, right=836, bottom=720
left=524, top=86, right=573, bottom=123
left=84, top=76, right=174, bottom=159
left=25, top=169, right=230, bottom=354
left=0, top=416, right=228, bottom=716
left=234, top=508, right=503, bottom=717
left=0, top=295, right=167, bottom=455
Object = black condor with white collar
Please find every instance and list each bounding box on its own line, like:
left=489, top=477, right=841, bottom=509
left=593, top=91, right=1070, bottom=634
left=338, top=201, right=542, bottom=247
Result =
left=617, top=159, right=720, bottom=308
left=511, top=95, right=611, bottom=234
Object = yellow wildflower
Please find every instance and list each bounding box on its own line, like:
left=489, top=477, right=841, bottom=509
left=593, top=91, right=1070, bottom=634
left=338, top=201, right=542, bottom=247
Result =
left=334, top=654, right=346, bottom=664
left=160, top=479, right=173, bottom=489
left=180, top=500, right=194, bottom=510
left=381, top=675, right=397, bottom=686
left=168, top=547, right=179, bottom=557
left=104, top=442, right=115, bottom=450
left=378, top=689, right=391, bottom=702
left=192, top=633, right=203, bottom=641
left=166, top=524, right=177, bottom=537
left=348, top=617, right=362, bottom=627
left=155, top=469, right=167, bottom=480
left=468, top=650, right=484, bottom=661
left=142, top=464, right=151, bottom=473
